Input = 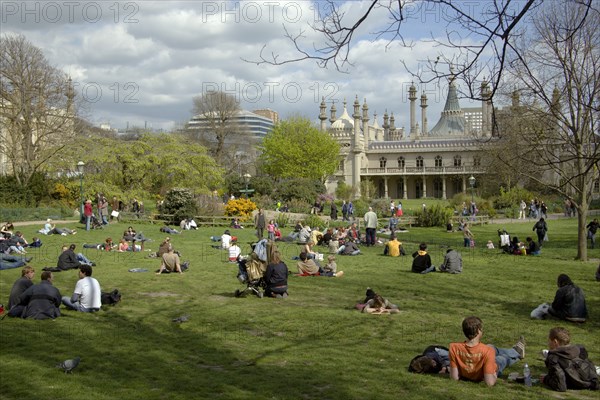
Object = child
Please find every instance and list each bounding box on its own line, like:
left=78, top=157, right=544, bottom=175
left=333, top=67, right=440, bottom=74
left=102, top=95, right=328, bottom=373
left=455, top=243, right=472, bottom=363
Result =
left=228, top=239, right=241, bottom=262
left=543, top=327, right=599, bottom=391
left=267, top=220, right=275, bottom=241
left=323, top=255, right=338, bottom=275
left=486, top=240, right=495, bottom=249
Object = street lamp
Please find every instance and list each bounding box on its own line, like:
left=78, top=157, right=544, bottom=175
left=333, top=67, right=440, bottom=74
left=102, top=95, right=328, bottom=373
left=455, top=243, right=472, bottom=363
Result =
left=77, top=161, right=85, bottom=220
left=468, top=175, right=476, bottom=203
left=243, top=173, right=251, bottom=198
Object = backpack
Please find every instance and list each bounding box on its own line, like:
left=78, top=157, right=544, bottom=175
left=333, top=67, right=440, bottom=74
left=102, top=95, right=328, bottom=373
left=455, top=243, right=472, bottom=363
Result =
left=564, top=357, right=599, bottom=390
left=101, top=289, right=122, bottom=305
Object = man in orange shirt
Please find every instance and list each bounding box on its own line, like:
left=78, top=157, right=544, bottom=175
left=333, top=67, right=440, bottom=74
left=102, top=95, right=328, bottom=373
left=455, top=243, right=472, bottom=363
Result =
left=449, top=316, right=525, bottom=386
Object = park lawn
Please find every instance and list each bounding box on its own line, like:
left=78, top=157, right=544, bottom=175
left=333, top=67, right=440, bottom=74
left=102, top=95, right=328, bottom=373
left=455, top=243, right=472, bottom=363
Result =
left=0, top=217, right=598, bottom=400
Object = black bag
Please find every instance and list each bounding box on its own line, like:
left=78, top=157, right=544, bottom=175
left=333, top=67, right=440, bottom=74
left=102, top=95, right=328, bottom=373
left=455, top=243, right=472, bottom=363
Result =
left=101, top=289, right=122, bottom=305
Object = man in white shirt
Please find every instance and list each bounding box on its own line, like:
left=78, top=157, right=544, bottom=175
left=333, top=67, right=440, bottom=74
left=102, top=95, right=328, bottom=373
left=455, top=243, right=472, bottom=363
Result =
left=228, top=239, right=241, bottom=262
left=62, top=265, right=102, bottom=312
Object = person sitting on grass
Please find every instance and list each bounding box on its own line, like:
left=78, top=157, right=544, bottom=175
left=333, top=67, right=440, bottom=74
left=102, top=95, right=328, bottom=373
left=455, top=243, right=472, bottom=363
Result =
left=7, top=266, right=35, bottom=317
left=526, top=237, right=541, bottom=255
left=383, top=235, right=404, bottom=256
left=449, top=316, right=525, bottom=387
left=548, top=274, right=588, bottom=322
left=301, top=241, right=318, bottom=259
left=264, top=250, right=288, bottom=298
left=61, top=265, right=102, bottom=313
left=411, top=243, right=435, bottom=274
left=49, top=244, right=95, bottom=272
left=296, top=252, right=343, bottom=277
left=542, top=327, right=599, bottom=392
left=439, top=248, right=462, bottom=274
left=228, top=239, right=241, bottom=262
left=156, top=245, right=186, bottom=275
left=338, top=237, right=361, bottom=256
left=17, top=271, right=62, bottom=320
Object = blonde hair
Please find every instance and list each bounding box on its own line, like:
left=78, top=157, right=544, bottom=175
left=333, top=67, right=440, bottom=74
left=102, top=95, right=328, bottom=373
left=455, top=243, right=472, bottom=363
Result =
left=327, top=255, right=336, bottom=262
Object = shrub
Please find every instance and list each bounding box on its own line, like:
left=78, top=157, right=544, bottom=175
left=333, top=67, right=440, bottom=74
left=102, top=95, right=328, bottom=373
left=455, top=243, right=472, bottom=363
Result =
left=303, top=214, right=327, bottom=231
left=286, top=198, right=311, bottom=214
left=275, top=212, right=290, bottom=228
left=335, top=180, right=355, bottom=200
left=493, top=186, right=535, bottom=210
left=252, top=194, right=274, bottom=211
left=160, top=188, right=198, bottom=223
left=414, top=203, right=454, bottom=227
left=275, top=177, right=325, bottom=203
left=224, top=198, right=257, bottom=218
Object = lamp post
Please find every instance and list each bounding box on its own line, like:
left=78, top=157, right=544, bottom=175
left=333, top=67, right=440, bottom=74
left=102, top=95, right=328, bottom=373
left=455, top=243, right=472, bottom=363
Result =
left=77, top=161, right=85, bottom=220
left=243, top=173, right=251, bottom=198
left=468, top=175, right=476, bottom=203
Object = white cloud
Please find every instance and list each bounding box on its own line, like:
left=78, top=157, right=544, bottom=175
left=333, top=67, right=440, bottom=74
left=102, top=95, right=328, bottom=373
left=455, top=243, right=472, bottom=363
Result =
left=2, top=0, right=489, bottom=130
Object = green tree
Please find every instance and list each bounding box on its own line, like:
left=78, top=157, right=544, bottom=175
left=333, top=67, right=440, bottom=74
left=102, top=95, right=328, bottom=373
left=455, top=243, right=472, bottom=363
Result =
left=55, top=132, right=224, bottom=199
left=259, top=117, right=339, bottom=182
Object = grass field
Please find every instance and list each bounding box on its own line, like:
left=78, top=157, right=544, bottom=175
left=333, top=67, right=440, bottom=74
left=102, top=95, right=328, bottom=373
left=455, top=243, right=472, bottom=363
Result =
left=0, top=216, right=598, bottom=400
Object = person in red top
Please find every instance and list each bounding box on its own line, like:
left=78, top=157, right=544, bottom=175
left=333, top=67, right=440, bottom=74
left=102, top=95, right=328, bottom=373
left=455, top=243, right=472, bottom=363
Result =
left=449, top=316, right=526, bottom=386
left=83, top=200, right=93, bottom=231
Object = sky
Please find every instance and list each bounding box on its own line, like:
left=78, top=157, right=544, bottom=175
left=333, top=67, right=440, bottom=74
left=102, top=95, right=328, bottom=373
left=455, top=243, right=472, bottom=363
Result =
left=1, top=0, right=501, bottom=131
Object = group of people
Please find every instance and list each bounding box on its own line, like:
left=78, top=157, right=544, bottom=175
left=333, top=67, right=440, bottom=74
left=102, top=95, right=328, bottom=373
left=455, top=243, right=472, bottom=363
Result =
left=409, top=316, right=598, bottom=392
left=7, top=264, right=102, bottom=319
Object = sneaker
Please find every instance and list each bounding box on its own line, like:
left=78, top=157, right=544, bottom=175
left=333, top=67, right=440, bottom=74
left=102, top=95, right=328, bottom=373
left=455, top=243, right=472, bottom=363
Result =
left=335, top=271, right=344, bottom=277
left=61, top=233, right=67, bottom=236
left=282, top=292, right=288, bottom=298
left=25, top=257, right=33, bottom=263
left=513, top=336, right=526, bottom=359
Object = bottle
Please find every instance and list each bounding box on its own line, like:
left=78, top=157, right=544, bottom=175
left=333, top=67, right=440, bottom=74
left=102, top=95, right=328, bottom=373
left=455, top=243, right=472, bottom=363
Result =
left=523, top=363, right=532, bottom=387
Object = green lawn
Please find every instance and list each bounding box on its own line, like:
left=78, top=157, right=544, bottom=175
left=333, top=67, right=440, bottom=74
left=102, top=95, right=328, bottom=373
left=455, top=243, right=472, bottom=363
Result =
left=1, top=217, right=598, bottom=400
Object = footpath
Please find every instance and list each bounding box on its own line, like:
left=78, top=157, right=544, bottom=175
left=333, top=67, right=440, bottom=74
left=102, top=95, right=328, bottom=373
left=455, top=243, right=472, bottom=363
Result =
left=11, top=213, right=574, bottom=229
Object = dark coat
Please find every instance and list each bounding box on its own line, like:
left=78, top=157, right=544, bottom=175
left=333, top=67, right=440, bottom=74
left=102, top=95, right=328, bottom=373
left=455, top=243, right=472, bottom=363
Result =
left=265, top=262, right=288, bottom=289
left=549, top=284, right=588, bottom=320
left=8, top=277, right=33, bottom=309
left=411, top=251, right=432, bottom=273
left=19, top=281, right=62, bottom=320
left=544, top=345, right=599, bottom=391
left=57, top=249, right=81, bottom=270
left=330, top=203, right=338, bottom=220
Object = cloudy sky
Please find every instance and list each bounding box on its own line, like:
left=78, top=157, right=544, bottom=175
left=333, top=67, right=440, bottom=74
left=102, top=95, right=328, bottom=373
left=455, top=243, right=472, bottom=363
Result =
left=2, top=0, right=498, bottom=131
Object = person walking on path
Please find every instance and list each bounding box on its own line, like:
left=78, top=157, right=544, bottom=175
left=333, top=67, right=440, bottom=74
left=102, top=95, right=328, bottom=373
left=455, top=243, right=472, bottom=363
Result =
left=533, top=217, right=548, bottom=248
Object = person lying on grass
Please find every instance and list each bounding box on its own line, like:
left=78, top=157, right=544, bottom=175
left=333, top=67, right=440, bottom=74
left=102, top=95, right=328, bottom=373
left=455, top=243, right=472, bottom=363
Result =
left=449, top=316, right=525, bottom=387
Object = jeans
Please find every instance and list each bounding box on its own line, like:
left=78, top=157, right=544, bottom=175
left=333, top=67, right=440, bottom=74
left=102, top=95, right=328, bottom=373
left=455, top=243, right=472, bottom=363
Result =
left=62, top=296, right=98, bottom=312
left=86, top=215, right=91, bottom=231
left=365, top=228, right=376, bottom=246
left=0, top=259, right=27, bottom=270
left=489, top=345, right=520, bottom=376
left=421, top=265, right=436, bottom=274
left=77, top=253, right=94, bottom=265
left=588, top=231, right=596, bottom=249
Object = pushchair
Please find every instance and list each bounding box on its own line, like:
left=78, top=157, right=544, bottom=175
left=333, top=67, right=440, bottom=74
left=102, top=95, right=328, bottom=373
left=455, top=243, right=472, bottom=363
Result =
left=234, top=240, right=276, bottom=298
left=89, top=215, right=104, bottom=230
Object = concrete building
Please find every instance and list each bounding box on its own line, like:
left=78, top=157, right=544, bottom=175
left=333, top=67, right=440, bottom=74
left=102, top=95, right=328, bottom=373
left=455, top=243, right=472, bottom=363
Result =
left=187, top=109, right=275, bottom=139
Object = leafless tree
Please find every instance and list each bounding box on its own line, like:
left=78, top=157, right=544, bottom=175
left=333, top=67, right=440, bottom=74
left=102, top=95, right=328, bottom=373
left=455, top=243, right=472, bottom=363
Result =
left=0, top=34, right=79, bottom=186
left=187, top=91, right=251, bottom=165
left=494, top=1, right=600, bottom=260
left=250, top=0, right=594, bottom=104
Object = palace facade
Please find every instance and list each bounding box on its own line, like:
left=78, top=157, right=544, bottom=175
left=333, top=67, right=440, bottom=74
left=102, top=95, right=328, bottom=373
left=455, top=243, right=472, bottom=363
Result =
left=321, top=76, right=493, bottom=199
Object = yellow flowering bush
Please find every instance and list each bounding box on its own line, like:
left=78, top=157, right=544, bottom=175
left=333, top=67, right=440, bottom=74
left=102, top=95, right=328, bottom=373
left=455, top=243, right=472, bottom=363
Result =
left=225, top=198, right=257, bottom=218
